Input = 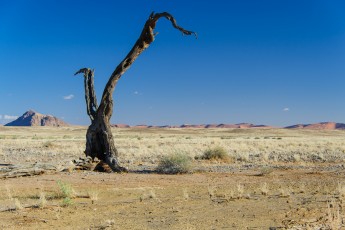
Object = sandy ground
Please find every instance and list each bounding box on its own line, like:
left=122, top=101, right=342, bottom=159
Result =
left=1, top=167, right=345, bottom=229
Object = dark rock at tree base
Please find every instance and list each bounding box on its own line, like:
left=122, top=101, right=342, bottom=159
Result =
left=5, top=110, right=69, bottom=127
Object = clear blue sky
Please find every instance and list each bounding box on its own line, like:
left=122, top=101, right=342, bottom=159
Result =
left=1, top=0, right=345, bottom=126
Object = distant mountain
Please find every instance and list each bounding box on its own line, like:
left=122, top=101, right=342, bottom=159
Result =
left=284, top=122, right=345, bottom=130
left=109, top=122, right=345, bottom=130
left=111, top=123, right=273, bottom=129
left=111, top=124, right=130, bottom=128
left=216, top=123, right=272, bottom=128
left=5, top=110, right=69, bottom=127
left=180, top=124, right=206, bottom=128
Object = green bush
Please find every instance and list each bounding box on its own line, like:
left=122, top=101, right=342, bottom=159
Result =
left=201, top=146, right=230, bottom=162
left=156, top=152, right=192, bottom=174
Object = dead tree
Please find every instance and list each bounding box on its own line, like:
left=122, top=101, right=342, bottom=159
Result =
left=75, top=12, right=196, bottom=172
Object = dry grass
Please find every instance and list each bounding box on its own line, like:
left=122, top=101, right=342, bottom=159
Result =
left=156, top=152, right=192, bottom=174
left=38, top=191, right=47, bottom=208
left=87, top=190, right=99, bottom=204
left=1, top=126, right=345, bottom=169
left=199, top=146, right=231, bottom=162
left=260, top=182, right=269, bottom=196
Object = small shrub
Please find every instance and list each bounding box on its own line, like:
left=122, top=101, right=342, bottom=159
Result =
left=62, top=197, right=73, bottom=207
left=260, top=182, right=269, bottom=196
left=279, top=187, right=290, bottom=198
left=43, top=141, right=54, bottom=148
left=38, top=191, right=47, bottom=208
left=237, top=183, right=244, bottom=199
left=14, top=198, right=23, bottom=210
left=258, top=166, right=273, bottom=176
left=87, top=190, right=99, bottom=204
left=337, top=182, right=345, bottom=198
left=140, top=189, right=156, bottom=202
left=156, top=152, right=192, bottom=174
left=208, top=186, right=216, bottom=198
left=57, top=180, right=75, bottom=199
left=201, top=146, right=230, bottom=162
left=183, top=189, right=189, bottom=200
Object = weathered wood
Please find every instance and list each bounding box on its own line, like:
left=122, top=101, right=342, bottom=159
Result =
left=0, top=163, right=57, bottom=179
left=0, top=158, right=99, bottom=179
left=75, top=12, right=195, bottom=172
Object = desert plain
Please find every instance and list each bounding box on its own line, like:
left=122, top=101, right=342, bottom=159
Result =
left=1, top=126, right=345, bottom=229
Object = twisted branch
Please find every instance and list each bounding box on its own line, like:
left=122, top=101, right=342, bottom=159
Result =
left=98, top=12, right=196, bottom=120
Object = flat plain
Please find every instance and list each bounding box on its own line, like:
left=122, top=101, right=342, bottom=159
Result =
left=1, top=126, right=345, bottom=229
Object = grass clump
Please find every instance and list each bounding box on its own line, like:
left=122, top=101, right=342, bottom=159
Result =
left=43, top=141, right=54, bottom=148
left=57, top=180, right=74, bottom=198
left=156, top=152, right=192, bottom=174
left=200, top=146, right=230, bottom=162
left=56, top=180, right=75, bottom=206
left=38, top=191, right=47, bottom=208
left=62, top=197, right=73, bottom=207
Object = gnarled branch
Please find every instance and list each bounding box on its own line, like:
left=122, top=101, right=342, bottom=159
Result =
left=75, top=68, right=98, bottom=121
left=98, top=12, right=196, bottom=120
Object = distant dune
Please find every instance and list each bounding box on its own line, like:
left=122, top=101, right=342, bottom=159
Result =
left=111, top=124, right=130, bottom=128
left=4, top=113, right=345, bottom=130
left=5, top=110, right=69, bottom=127
left=112, top=123, right=274, bottom=129
left=284, top=122, right=345, bottom=130
left=110, top=122, right=345, bottom=130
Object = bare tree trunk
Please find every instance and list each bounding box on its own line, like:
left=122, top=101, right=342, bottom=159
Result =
left=75, top=12, right=196, bottom=172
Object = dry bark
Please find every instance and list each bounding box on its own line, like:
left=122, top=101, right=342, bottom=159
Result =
left=75, top=12, right=196, bottom=172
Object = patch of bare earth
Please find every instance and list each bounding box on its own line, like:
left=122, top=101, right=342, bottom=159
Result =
left=0, top=169, right=344, bottom=229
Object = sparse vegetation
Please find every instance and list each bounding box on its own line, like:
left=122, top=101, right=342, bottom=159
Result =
left=156, top=152, right=192, bottom=174
left=260, top=182, right=269, bottom=196
left=62, top=197, right=73, bottom=207
left=183, top=188, right=189, bottom=200
left=327, top=199, right=342, bottom=229
left=56, top=180, right=75, bottom=206
left=87, top=190, right=99, bottom=204
left=237, top=183, right=244, bottom=199
left=57, top=180, right=75, bottom=199
left=14, top=198, right=23, bottom=210
left=279, top=187, right=290, bottom=198
left=200, top=146, right=230, bottom=162
left=1, top=127, right=345, bottom=167
left=1, top=127, right=345, bottom=228
left=43, top=141, right=54, bottom=148
left=140, top=189, right=157, bottom=202
left=257, top=166, right=273, bottom=176
left=38, top=191, right=47, bottom=208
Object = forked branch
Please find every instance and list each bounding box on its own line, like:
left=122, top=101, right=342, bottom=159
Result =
left=75, top=68, right=98, bottom=121
left=98, top=12, right=196, bottom=120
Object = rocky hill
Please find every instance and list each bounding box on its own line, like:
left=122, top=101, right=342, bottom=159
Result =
left=5, top=110, right=69, bottom=127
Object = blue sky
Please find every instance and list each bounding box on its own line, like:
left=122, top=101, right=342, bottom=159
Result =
left=1, top=0, right=345, bottom=126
